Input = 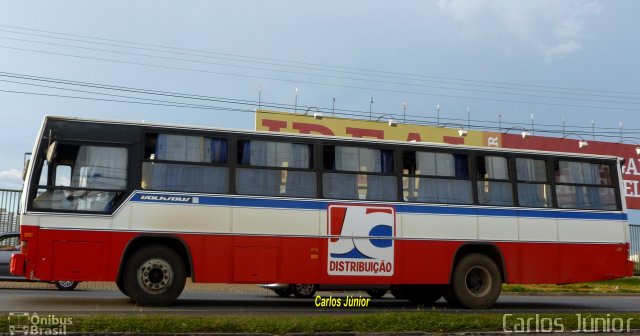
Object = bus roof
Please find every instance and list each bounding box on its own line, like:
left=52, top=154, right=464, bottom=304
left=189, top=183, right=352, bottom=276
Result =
left=42, top=115, right=621, bottom=162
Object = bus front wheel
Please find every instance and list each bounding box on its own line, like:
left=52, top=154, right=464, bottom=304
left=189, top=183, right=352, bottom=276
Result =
left=122, top=245, right=186, bottom=306
left=447, top=253, right=501, bottom=309
left=116, top=279, right=128, bottom=296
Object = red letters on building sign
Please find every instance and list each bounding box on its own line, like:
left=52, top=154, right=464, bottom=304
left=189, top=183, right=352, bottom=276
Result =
left=292, top=122, right=335, bottom=136
left=345, top=127, right=385, bottom=139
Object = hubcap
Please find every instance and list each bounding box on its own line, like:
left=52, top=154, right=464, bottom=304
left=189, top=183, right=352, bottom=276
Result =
left=137, top=258, right=173, bottom=294
left=57, top=281, right=75, bottom=288
left=464, top=266, right=491, bottom=297
left=295, top=284, right=315, bottom=296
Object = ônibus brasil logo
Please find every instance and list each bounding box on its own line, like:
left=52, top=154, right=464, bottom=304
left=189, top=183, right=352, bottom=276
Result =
left=327, top=205, right=395, bottom=276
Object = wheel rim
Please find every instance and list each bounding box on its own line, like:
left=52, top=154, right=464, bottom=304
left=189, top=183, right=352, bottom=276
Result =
left=137, top=258, right=173, bottom=294
left=57, top=281, right=75, bottom=288
left=464, top=266, right=492, bottom=297
left=295, top=284, right=315, bottom=296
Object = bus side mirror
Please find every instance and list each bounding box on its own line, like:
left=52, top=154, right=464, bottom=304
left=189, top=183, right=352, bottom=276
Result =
left=22, top=159, right=30, bottom=181
left=46, top=141, right=58, bottom=163
left=22, top=152, right=32, bottom=181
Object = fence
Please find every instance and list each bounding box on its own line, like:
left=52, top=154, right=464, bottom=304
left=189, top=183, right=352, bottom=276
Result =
left=0, top=189, right=22, bottom=233
left=631, top=224, right=640, bottom=275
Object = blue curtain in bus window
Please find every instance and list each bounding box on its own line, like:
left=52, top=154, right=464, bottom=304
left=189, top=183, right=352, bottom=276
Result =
left=516, top=159, right=544, bottom=207
left=210, top=138, right=228, bottom=164
left=144, top=163, right=227, bottom=193
left=478, top=181, right=513, bottom=206
left=381, top=150, right=393, bottom=173
left=323, top=173, right=359, bottom=199
left=284, top=144, right=315, bottom=197
left=241, top=141, right=251, bottom=165
left=236, top=141, right=279, bottom=196
left=482, top=157, right=512, bottom=205
left=415, top=152, right=456, bottom=203
left=584, top=163, right=602, bottom=208
left=567, top=162, right=586, bottom=207
left=453, top=154, right=468, bottom=177
left=325, top=147, right=358, bottom=199
left=367, top=150, right=394, bottom=200
left=414, top=178, right=471, bottom=204
left=366, top=175, right=396, bottom=201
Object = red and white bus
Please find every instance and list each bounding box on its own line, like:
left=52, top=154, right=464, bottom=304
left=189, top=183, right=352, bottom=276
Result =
left=11, top=116, right=634, bottom=308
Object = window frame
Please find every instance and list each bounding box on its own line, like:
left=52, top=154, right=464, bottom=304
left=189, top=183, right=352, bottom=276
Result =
left=141, top=130, right=231, bottom=194
left=401, top=148, right=473, bottom=205
left=28, top=140, right=131, bottom=214
left=320, top=142, right=397, bottom=201
left=234, top=136, right=317, bottom=198
left=551, top=157, right=621, bottom=211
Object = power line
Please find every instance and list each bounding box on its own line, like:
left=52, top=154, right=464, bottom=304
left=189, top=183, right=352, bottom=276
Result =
left=1, top=71, right=640, bottom=141
left=1, top=34, right=638, bottom=106
left=1, top=24, right=638, bottom=97
left=1, top=44, right=639, bottom=113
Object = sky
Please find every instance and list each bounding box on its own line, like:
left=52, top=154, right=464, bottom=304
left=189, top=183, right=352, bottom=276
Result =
left=0, top=0, right=638, bottom=189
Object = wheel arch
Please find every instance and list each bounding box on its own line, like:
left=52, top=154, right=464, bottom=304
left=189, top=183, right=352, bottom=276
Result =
left=117, top=234, right=194, bottom=284
left=450, top=243, right=506, bottom=283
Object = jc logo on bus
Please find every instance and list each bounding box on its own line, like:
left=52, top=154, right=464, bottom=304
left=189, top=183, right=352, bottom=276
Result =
left=327, top=205, right=395, bottom=276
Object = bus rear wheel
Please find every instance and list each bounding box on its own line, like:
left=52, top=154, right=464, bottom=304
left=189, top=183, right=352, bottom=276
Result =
left=122, top=245, right=186, bottom=306
left=273, top=287, right=293, bottom=297
left=366, top=289, right=387, bottom=299
left=448, top=253, right=501, bottom=309
left=292, top=284, right=317, bottom=298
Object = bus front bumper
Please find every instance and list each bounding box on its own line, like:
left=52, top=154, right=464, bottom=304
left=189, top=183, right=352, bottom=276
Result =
left=10, top=253, right=25, bottom=276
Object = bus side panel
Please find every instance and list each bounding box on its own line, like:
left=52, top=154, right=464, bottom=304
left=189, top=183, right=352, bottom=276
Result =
left=397, top=240, right=457, bottom=284
left=278, top=237, right=322, bottom=284
left=559, top=243, right=629, bottom=283
left=192, top=235, right=233, bottom=283
left=503, top=242, right=560, bottom=284
left=30, top=227, right=121, bottom=281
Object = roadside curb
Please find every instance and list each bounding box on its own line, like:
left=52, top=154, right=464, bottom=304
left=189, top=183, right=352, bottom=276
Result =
left=502, top=292, right=640, bottom=296
left=3, top=332, right=639, bottom=336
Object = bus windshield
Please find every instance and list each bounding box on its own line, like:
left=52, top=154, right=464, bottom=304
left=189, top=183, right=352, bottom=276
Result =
left=31, top=142, right=128, bottom=212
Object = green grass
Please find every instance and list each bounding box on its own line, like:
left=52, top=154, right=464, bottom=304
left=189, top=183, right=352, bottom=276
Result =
left=503, top=277, right=640, bottom=294
left=1, top=312, right=639, bottom=334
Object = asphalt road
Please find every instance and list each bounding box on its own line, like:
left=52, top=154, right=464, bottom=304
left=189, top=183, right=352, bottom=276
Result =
left=1, top=286, right=639, bottom=314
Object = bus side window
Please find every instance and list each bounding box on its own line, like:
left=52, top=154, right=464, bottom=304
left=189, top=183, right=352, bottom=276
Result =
left=322, top=146, right=396, bottom=201
left=477, top=155, right=513, bottom=206
left=236, top=140, right=315, bottom=197
left=555, top=161, right=616, bottom=210
left=402, top=151, right=472, bottom=204
left=142, top=133, right=229, bottom=194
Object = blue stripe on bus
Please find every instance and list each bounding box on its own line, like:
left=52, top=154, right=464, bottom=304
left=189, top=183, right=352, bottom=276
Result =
left=130, top=193, right=628, bottom=221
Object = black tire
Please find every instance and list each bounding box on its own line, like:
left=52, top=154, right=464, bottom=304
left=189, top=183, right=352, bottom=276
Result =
left=54, top=281, right=79, bottom=291
left=395, top=285, right=443, bottom=305
left=122, top=245, right=186, bottom=306
left=273, top=287, right=293, bottom=297
left=389, top=285, right=405, bottom=299
left=292, top=284, right=317, bottom=298
left=366, top=289, right=387, bottom=299
left=443, top=286, right=463, bottom=307
left=116, top=279, right=128, bottom=296
left=448, top=253, right=502, bottom=309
